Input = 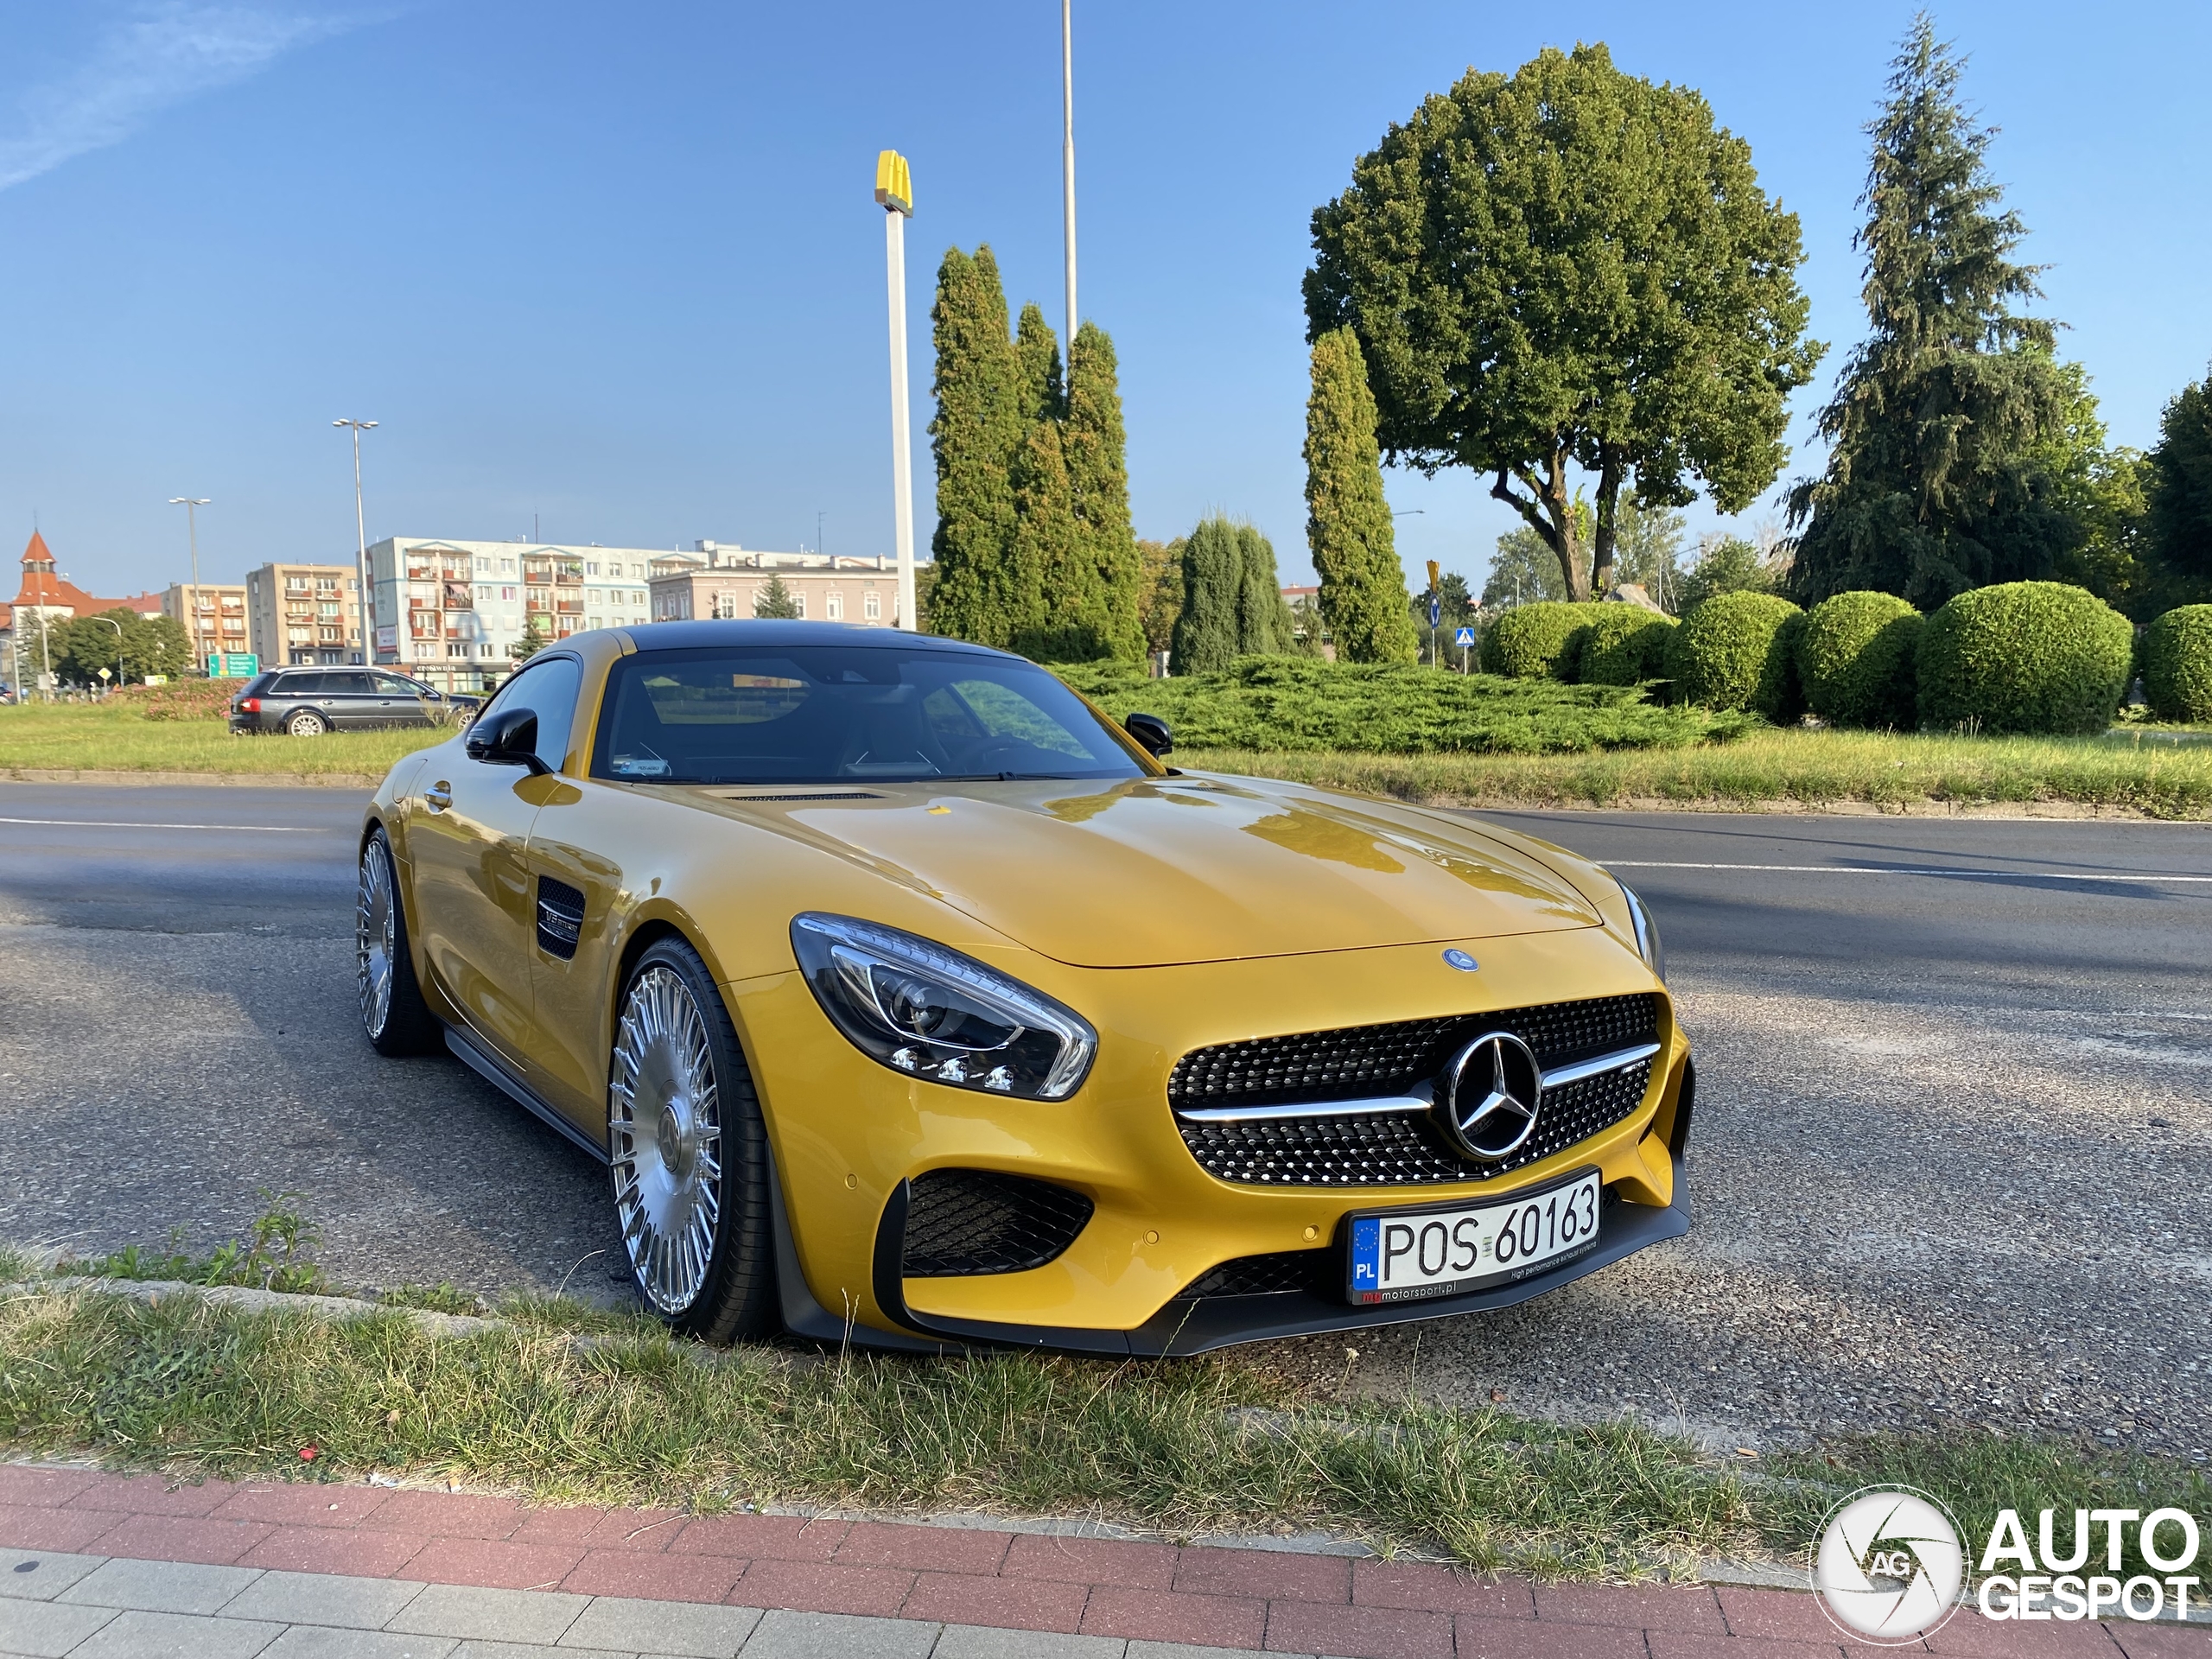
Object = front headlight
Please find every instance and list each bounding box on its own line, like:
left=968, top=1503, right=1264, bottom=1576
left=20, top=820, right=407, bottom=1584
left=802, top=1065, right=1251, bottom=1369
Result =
left=790, top=912, right=1097, bottom=1100
left=1617, top=880, right=1667, bottom=982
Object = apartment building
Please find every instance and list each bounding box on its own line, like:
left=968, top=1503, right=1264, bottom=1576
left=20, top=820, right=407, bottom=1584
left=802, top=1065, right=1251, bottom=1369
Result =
left=365, top=538, right=659, bottom=692
left=162, top=582, right=250, bottom=664
left=245, top=563, right=363, bottom=666
left=648, top=543, right=901, bottom=627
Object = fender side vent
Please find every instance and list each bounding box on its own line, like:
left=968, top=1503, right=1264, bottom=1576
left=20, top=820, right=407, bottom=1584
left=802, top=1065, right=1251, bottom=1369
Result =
left=1174, top=1249, right=1328, bottom=1300
left=535, top=877, right=585, bottom=959
left=902, top=1169, right=1093, bottom=1277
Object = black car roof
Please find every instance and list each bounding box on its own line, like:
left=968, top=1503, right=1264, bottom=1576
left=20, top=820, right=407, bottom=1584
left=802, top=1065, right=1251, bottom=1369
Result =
left=621, top=620, right=1019, bottom=661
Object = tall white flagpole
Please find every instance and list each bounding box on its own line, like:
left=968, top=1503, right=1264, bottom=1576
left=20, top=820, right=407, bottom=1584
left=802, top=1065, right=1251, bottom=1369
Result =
left=1061, top=0, right=1077, bottom=350
left=876, top=152, right=917, bottom=631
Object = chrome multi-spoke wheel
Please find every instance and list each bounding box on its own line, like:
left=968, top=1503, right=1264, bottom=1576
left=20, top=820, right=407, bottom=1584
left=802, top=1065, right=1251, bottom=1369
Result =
left=611, top=964, right=725, bottom=1314
left=357, top=828, right=440, bottom=1058
left=358, top=840, right=396, bottom=1039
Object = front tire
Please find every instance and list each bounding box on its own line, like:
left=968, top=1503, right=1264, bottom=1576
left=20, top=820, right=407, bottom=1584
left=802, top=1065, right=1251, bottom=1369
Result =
left=358, top=829, right=442, bottom=1056
left=287, top=709, right=328, bottom=737
left=609, top=938, right=776, bottom=1342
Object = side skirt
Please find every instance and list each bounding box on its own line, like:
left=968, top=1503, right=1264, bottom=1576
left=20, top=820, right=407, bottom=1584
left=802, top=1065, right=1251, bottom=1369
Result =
left=443, top=1024, right=608, bottom=1165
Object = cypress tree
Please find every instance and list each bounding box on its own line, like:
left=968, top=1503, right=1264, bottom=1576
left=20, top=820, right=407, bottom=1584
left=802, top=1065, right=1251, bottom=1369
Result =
left=1007, top=417, right=1084, bottom=661
left=2148, top=367, right=2212, bottom=588
left=1064, top=321, right=1147, bottom=664
left=927, top=246, right=1023, bottom=645
left=1014, top=303, right=1065, bottom=424
left=1236, top=524, right=1295, bottom=654
left=1304, top=327, right=1419, bottom=663
left=1787, top=17, right=2075, bottom=606
left=1171, top=518, right=1245, bottom=672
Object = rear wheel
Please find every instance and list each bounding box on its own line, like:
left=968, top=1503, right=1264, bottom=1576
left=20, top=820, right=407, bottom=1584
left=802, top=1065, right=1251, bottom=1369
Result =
left=609, top=938, right=776, bottom=1341
left=358, top=829, right=441, bottom=1055
left=287, top=709, right=328, bottom=737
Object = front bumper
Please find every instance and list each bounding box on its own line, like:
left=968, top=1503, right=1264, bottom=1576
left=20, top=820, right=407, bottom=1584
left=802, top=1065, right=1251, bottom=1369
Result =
left=729, top=925, right=1692, bottom=1353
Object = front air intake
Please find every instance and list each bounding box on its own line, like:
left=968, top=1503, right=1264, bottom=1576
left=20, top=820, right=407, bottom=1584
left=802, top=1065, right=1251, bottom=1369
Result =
left=901, top=1169, right=1093, bottom=1276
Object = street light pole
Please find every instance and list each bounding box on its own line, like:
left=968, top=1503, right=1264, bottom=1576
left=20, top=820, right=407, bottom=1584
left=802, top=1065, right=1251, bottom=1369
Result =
left=93, top=614, right=124, bottom=691
left=334, top=420, right=378, bottom=666
left=1061, top=0, right=1077, bottom=349
left=168, top=497, right=210, bottom=666
left=874, top=152, right=917, bottom=632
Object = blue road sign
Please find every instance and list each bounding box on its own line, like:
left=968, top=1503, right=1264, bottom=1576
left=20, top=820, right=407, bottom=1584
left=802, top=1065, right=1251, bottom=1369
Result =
left=1453, top=626, right=1478, bottom=646
left=1427, top=596, right=1441, bottom=626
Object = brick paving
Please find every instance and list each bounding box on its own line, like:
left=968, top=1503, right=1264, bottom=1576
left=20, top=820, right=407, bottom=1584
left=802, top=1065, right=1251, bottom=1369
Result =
left=0, top=1463, right=2203, bottom=1656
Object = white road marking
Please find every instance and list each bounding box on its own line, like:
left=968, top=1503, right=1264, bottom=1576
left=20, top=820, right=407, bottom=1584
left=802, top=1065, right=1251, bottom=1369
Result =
left=1607, top=861, right=2212, bottom=881
left=0, top=817, right=334, bottom=834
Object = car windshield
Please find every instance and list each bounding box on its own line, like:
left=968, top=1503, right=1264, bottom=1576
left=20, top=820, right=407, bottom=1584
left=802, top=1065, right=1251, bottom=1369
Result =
left=591, top=645, right=1148, bottom=785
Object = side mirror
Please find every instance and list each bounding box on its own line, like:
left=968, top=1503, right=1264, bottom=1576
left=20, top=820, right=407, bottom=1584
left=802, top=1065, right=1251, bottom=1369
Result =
left=466, top=705, right=550, bottom=773
left=1123, top=712, right=1173, bottom=757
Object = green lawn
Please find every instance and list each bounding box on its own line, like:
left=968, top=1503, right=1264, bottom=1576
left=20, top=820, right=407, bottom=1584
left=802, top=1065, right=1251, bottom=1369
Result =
left=0, top=700, right=447, bottom=779
left=1183, top=727, right=2212, bottom=819
left=5, top=696, right=2207, bottom=817
left=1, top=1273, right=2203, bottom=1582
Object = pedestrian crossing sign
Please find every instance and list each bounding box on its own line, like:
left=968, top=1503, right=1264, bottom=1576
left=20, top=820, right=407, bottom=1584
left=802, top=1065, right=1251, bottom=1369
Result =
left=1453, top=626, right=1478, bottom=646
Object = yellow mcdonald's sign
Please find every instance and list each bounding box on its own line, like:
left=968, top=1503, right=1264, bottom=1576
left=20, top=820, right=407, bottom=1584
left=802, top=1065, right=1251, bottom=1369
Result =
left=874, top=150, right=913, bottom=216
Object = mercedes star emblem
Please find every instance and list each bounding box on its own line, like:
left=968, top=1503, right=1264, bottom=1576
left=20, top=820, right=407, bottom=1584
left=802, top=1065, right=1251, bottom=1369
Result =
left=1438, top=1030, right=1543, bottom=1161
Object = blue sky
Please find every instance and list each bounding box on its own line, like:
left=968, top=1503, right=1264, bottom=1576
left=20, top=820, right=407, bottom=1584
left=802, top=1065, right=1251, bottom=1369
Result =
left=3, top=1, right=2208, bottom=600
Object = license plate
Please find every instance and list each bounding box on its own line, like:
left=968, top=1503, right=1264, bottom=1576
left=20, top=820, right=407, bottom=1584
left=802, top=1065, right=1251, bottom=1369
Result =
left=1347, top=1168, right=1603, bottom=1305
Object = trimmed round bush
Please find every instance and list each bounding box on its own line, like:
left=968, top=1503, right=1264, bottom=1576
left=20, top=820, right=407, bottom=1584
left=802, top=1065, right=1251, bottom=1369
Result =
left=1577, top=607, right=1678, bottom=685
left=1666, top=592, right=1804, bottom=718
left=1798, top=591, right=1924, bottom=728
left=1479, top=601, right=1608, bottom=680
left=1916, top=582, right=2133, bottom=735
left=2142, top=605, right=2212, bottom=723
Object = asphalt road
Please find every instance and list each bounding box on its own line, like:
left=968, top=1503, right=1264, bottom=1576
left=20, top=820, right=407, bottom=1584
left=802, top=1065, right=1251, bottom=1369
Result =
left=3, top=782, right=2208, bottom=1457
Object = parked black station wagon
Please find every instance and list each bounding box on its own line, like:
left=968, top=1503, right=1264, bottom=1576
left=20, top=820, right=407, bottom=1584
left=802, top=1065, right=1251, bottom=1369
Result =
left=228, top=669, right=482, bottom=737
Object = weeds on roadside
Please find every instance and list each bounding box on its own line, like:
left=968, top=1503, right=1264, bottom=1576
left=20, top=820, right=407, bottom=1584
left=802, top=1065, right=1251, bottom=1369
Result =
left=58, top=1192, right=328, bottom=1295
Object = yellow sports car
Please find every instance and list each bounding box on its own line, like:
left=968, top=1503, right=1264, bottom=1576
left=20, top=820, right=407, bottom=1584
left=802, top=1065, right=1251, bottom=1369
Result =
left=358, top=621, right=1691, bottom=1352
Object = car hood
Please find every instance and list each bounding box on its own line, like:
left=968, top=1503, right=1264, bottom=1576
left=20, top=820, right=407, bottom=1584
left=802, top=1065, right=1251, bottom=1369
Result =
left=681, top=772, right=1602, bottom=969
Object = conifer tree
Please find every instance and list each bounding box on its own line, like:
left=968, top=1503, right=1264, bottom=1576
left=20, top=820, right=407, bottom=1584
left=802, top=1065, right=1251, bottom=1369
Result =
left=2148, top=366, right=2212, bottom=588
left=1788, top=16, right=2075, bottom=604
left=753, top=573, right=801, bottom=619
left=1171, top=518, right=1246, bottom=673
left=1014, top=304, right=1065, bottom=424
left=927, top=246, right=1023, bottom=645
left=1064, top=321, right=1147, bottom=664
left=1007, top=416, right=1084, bottom=660
left=1304, top=327, right=1419, bottom=662
left=1236, top=525, right=1295, bottom=654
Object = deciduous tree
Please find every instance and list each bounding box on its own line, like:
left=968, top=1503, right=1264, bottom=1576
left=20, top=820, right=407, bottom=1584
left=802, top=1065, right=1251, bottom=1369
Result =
left=1306, top=44, right=1819, bottom=601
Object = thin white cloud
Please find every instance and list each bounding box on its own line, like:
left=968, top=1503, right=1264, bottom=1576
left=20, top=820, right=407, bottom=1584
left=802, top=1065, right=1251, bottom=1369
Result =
left=0, top=3, right=355, bottom=192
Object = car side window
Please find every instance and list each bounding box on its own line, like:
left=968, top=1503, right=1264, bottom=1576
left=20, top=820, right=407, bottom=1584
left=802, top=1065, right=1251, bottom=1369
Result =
left=482, top=657, right=584, bottom=772
left=279, top=673, right=326, bottom=696
left=325, top=671, right=377, bottom=695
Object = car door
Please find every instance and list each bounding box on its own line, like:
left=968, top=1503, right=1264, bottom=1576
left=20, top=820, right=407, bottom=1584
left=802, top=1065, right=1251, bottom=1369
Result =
left=405, top=654, right=584, bottom=1069
left=372, top=671, right=435, bottom=728
left=317, top=669, right=378, bottom=728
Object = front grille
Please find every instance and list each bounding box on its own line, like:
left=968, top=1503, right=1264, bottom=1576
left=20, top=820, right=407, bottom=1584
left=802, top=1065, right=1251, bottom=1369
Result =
left=1176, top=1249, right=1327, bottom=1300
left=535, top=877, right=585, bottom=959
left=901, top=1169, right=1094, bottom=1276
left=1168, top=993, right=1659, bottom=1112
left=1172, top=995, right=1660, bottom=1188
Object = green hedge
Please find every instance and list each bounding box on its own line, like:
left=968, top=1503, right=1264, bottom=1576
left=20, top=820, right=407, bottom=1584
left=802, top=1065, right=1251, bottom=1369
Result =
left=1666, top=593, right=1804, bottom=719
left=1916, top=582, right=2133, bottom=735
left=1053, top=656, right=1748, bottom=754
left=1798, top=591, right=1924, bottom=728
left=2143, top=605, right=2212, bottom=723
left=1577, top=607, right=1678, bottom=686
left=1478, top=602, right=1609, bottom=680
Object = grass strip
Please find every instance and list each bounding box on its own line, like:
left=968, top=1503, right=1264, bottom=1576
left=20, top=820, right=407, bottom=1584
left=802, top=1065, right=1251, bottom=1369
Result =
left=1179, top=728, right=2212, bottom=819
left=2, top=1285, right=2205, bottom=1580
left=0, top=702, right=442, bottom=777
